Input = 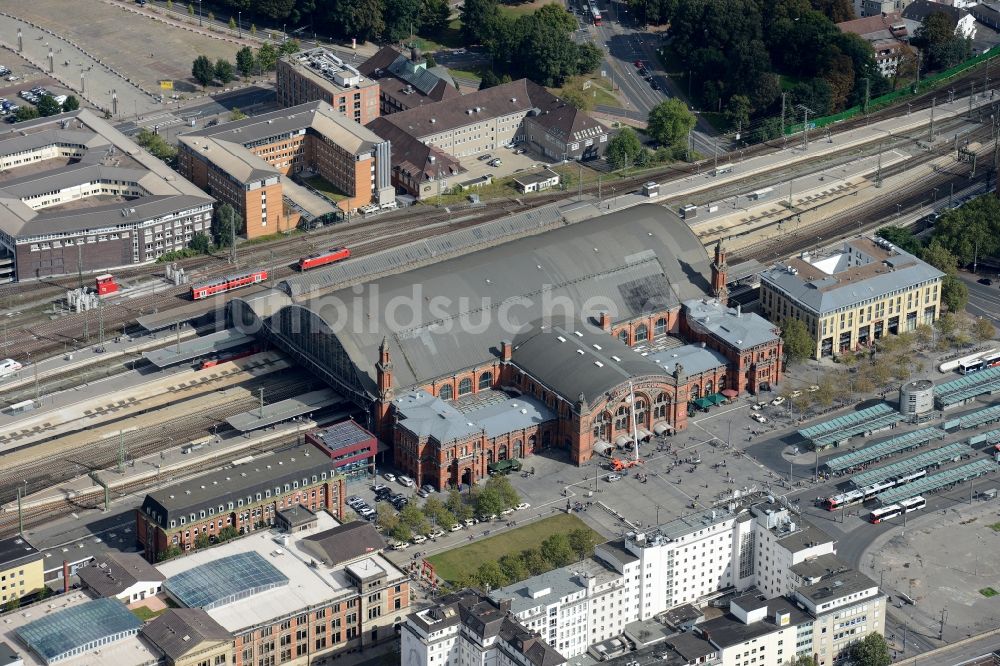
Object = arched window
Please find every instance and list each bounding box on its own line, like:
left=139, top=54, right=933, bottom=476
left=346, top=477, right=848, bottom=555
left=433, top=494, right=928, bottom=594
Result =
left=691, top=384, right=701, bottom=400
left=498, top=445, right=508, bottom=461
left=654, top=317, right=667, bottom=337
left=705, top=380, right=714, bottom=395
left=439, top=384, right=454, bottom=400
left=618, top=330, right=629, bottom=344
left=514, top=439, right=523, bottom=458
left=458, top=378, right=472, bottom=396
left=654, top=393, right=671, bottom=419
left=635, top=324, right=648, bottom=342
left=478, top=372, right=493, bottom=390
left=593, top=412, right=611, bottom=440
left=634, top=399, right=647, bottom=426
left=528, top=435, right=537, bottom=452
left=719, top=375, right=727, bottom=391
left=615, top=405, right=629, bottom=430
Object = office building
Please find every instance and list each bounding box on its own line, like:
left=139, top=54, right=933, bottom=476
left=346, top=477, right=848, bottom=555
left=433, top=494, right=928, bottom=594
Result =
left=0, top=110, right=214, bottom=281
left=0, top=537, right=44, bottom=608
left=358, top=46, right=461, bottom=116
left=276, top=48, right=381, bottom=125
left=305, top=420, right=377, bottom=482
left=178, top=101, right=393, bottom=238
left=760, top=236, right=943, bottom=358
left=135, top=443, right=347, bottom=562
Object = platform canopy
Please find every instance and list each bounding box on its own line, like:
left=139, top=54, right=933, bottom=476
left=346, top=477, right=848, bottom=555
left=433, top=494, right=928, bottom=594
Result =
left=226, top=388, right=348, bottom=432
left=142, top=329, right=252, bottom=368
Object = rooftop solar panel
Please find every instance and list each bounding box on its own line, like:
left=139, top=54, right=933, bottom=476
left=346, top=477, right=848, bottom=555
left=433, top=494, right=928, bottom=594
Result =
left=163, top=551, right=289, bottom=610
left=16, top=598, right=143, bottom=664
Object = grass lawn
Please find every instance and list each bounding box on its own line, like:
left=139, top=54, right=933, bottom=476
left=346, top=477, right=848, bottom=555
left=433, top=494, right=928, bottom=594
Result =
left=427, top=513, right=601, bottom=584
left=552, top=74, right=621, bottom=109
left=303, top=175, right=348, bottom=202
left=981, top=587, right=998, bottom=597
left=499, top=0, right=554, bottom=17
left=131, top=606, right=167, bottom=621
left=412, top=19, right=465, bottom=52
left=448, top=67, right=483, bottom=83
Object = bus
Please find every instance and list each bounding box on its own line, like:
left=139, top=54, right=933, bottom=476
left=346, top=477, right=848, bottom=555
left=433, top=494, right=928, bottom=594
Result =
left=959, top=351, right=1000, bottom=374
left=822, top=470, right=927, bottom=510
left=869, top=496, right=926, bottom=523
left=590, top=3, right=602, bottom=25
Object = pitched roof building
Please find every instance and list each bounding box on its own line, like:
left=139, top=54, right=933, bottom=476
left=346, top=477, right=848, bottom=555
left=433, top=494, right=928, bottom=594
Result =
left=358, top=46, right=461, bottom=115
left=836, top=12, right=910, bottom=76
left=140, top=609, right=232, bottom=666
left=76, top=552, right=165, bottom=602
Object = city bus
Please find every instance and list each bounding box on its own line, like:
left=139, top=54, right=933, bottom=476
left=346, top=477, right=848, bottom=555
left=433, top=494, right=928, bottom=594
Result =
left=959, top=351, right=1000, bottom=374
left=868, top=496, right=926, bottom=524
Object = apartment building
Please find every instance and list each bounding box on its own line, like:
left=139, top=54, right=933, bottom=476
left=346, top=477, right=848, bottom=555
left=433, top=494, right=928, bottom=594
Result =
left=178, top=101, right=393, bottom=238
left=750, top=505, right=836, bottom=599
left=276, top=48, right=380, bottom=125
left=400, top=589, right=565, bottom=666
left=0, top=110, right=214, bottom=281
left=156, top=512, right=410, bottom=666
left=0, top=536, right=44, bottom=607
left=760, top=236, right=943, bottom=358
left=136, top=443, right=346, bottom=562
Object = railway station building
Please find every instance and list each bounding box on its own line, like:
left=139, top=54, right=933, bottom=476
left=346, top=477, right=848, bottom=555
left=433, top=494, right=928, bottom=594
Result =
left=231, top=204, right=784, bottom=490
left=135, top=442, right=347, bottom=562
left=759, top=236, right=944, bottom=359
left=178, top=101, right=394, bottom=238
left=0, top=109, right=215, bottom=281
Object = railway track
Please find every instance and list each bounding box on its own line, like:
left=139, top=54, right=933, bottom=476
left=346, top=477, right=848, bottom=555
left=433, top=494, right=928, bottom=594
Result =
left=0, top=371, right=312, bottom=502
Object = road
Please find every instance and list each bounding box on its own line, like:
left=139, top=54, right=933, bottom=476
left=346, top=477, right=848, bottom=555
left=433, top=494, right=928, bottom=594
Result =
left=574, top=0, right=723, bottom=157
left=963, top=273, right=1000, bottom=328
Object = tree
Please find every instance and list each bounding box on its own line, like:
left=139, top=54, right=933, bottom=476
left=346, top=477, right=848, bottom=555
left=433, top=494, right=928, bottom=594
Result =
left=189, top=232, right=211, bottom=254
left=781, top=318, right=815, bottom=362
left=646, top=99, right=696, bottom=149
left=749, top=117, right=783, bottom=144
left=188, top=3, right=194, bottom=15
left=876, top=226, right=922, bottom=256
left=561, top=87, right=592, bottom=111
left=3, top=597, right=19, bottom=612
left=256, top=43, right=279, bottom=72
left=461, top=0, right=502, bottom=44
left=475, top=486, right=506, bottom=517
left=446, top=489, right=473, bottom=520
left=399, top=502, right=426, bottom=529
left=158, top=544, right=183, bottom=561
left=849, top=632, right=891, bottom=666
left=498, top=553, right=529, bottom=582
left=519, top=548, right=549, bottom=575
left=915, top=323, right=933, bottom=346
left=375, top=504, right=399, bottom=533
left=230, top=107, right=247, bottom=121
left=195, top=533, right=210, bottom=549
left=421, top=0, right=452, bottom=36
left=790, top=656, right=816, bottom=666
left=329, top=0, right=386, bottom=43
left=215, top=59, right=235, bottom=85
left=256, top=0, right=295, bottom=19
left=474, top=560, right=508, bottom=589
left=725, top=94, right=751, bottom=135
left=229, top=16, right=237, bottom=29
left=192, top=54, right=215, bottom=87
left=485, top=475, right=520, bottom=508
left=922, top=241, right=959, bottom=275
left=36, top=94, right=62, bottom=117
left=540, top=533, right=575, bottom=567
left=236, top=46, right=255, bottom=77
left=61, top=95, right=80, bottom=112
left=605, top=127, right=643, bottom=171
left=279, top=39, right=301, bottom=56
left=15, top=105, right=40, bottom=122
left=211, top=203, right=241, bottom=247
left=385, top=0, right=423, bottom=42
left=250, top=23, right=257, bottom=36
left=941, top=275, right=969, bottom=313
left=568, top=528, right=598, bottom=561
left=390, top=522, right=412, bottom=542
left=135, top=129, right=177, bottom=162
left=423, top=496, right=447, bottom=524
left=973, top=317, right=996, bottom=342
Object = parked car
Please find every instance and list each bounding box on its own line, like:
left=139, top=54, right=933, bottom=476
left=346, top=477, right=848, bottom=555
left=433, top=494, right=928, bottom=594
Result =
left=634, top=59, right=643, bottom=67
left=789, top=390, right=803, bottom=398
left=607, top=473, right=622, bottom=482
left=420, top=484, right=436, bottom=494
left=478, top=153, right=492, bottom=162
left=478, top=514, right=498, bottom=523
left=417, top=488, right=430, bottom=498
left=412, top=534, right=427, bottom=544
left=979, top=278, right=994, bottom=286
left=392, top=541, right=409, bottom=550
left=751, top=413, right=767, bottom=423
left=398, top=475, right=415, bottom=487
left=515, top=502, right=530, bottom=511
left=371, top=483, right=388, bottom=493
left=383, top=472, right=396, bottom=482
left=428, top=529, right=445, bottom=539
left=807, top=385, right=820, bottom=392
left=513, top=148, right=526, bottom=155
left=750, top=403, right=764, bottom=411
left=501, top=507, right=515, bottom=516
left=771, top=396, right=786, bottom=406
left=488, top=158, right=502, bottom=167
left=650, top=81, right=660, bottom=90
left=463, top=518, right=477, bottom=527
left=449, top=523, right=463, bottom=532
left=346, top=495, right=364, bottom=507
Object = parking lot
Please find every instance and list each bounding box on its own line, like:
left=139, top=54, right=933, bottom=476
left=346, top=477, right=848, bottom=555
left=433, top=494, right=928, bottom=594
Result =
left=457, top=144, right=558, bottom=184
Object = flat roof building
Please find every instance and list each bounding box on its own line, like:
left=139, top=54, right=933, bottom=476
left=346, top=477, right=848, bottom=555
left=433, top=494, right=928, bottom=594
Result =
left=178, top=101, right=393, bottom=238
left=760, top=236, right=944, bottom=358
left=0, top=537, right=44, bottom=608
left=0, top=110, right=213, bottom=281
left=305, top=420, right=377, bottom=482
left=136, top=442, right=346, bottom=562
left=14, top=597, right=144, bottom=665
left=276, top=48, right=380, bottom=125
left=156, top=512, right=410, bottom=666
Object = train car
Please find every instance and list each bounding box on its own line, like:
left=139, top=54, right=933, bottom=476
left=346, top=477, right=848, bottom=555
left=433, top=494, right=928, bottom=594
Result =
left=200, top=346, right=260, bottom=370
left=298, top=247, right=351, bottom=271
left=0, top=358, right=22, bottom=378
left=190, top=269, right=268, bottom=300
left=95, top=274, right=119, bottom=296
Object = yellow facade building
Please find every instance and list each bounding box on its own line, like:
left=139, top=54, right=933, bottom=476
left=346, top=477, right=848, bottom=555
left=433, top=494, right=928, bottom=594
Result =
left=760, top=237, right=944, bottom=359
left=0, top=536, right=44, bottom=607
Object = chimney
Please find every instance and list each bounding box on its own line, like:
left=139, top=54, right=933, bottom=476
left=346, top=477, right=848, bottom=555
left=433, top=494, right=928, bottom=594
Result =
left=63, top=560, right=70, bottom=593
left=498, top=597, right=512, bottom=613
left=501, top=340, right=513, bottom=362
left=598, top=311, right=611, bottom=331
left=410, top=46, right=421, bottom=63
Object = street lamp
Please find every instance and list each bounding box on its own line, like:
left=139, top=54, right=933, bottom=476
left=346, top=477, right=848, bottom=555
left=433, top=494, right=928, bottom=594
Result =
left=237, top=11, right=242, bottom=38
left=197, top=0, right=202, bottom=26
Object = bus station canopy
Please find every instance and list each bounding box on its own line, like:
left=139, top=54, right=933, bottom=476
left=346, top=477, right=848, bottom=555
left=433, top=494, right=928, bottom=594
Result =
left=942, top=404, right=1000, bottom=432
left=968, top=428, right=1000, bottom=447
left=875, top=459, right=997, bottom=505
left=798, top=403, right=903, bottom=449
left=825, top=427, right=945, bottom=474
left=934, top=366, right=1000, bottom=407
left=850, top=441, right=972, bottom=488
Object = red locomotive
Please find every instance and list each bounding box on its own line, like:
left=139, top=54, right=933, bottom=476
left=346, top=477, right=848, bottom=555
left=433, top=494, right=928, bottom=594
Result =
left=298, top=247, right=351, bottom=271
left=200, top=346, right=260, bottom=369
left=190, top=269, right=268, bottom=300
left=95, top=274, right=119, bottom=295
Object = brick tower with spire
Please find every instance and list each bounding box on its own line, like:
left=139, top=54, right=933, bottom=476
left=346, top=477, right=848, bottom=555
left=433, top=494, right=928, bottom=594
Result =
left=711, top=238, right=728, bottom=306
